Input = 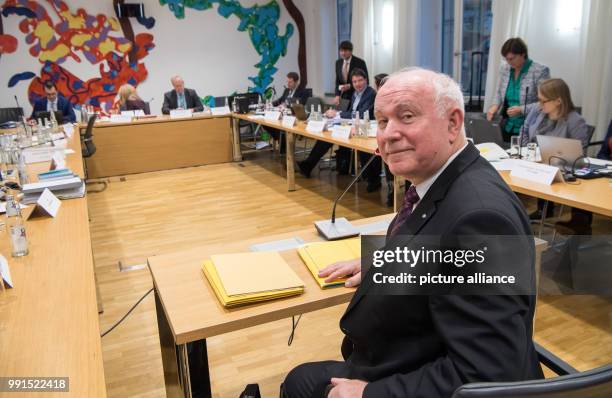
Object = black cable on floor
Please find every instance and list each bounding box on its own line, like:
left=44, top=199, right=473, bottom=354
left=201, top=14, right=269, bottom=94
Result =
left=101, top=288, right=154, bottom=338
left=288, top=314, right=302, bottom=346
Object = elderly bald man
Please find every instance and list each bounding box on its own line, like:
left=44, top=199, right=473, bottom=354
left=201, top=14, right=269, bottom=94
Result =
left=161, top=75, right=203, bottom=114
left=282, top=68, right=542, bottom=398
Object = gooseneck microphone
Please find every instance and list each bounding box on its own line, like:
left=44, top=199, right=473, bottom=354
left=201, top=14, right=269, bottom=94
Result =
left=15, top=95, right=24, bottom=118
left=315, top=153, right=378, bottom=240
left=517, top=86, right=529, bottom=158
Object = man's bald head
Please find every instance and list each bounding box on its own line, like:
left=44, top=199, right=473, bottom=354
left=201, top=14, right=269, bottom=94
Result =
left=375, top=68, right=466, bottom=184
left=171, top=75, right=185, bottom=94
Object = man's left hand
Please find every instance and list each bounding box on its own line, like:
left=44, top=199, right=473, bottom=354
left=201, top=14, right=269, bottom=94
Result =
left=328, top=378, right=367, bottom=398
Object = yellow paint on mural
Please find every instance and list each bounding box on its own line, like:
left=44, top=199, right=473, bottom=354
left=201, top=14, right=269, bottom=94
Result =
left=34, top=20, right=54, bottom=48
left=40, top=43, right=71, bottom=62
left=109, top=18, right=120, bottom=31
left=60, top=10, right=85, bottom=29
left=118, top=42, right=132, bottom=53
left=71, top=33, right=91, bottom=47
left=98, top=38, right=116, bottom=56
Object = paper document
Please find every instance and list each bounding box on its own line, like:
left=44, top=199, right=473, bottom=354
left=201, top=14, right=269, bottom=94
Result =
left=475, top=142, right=509, bottom=161
left=298, top=237, right=361, bottom=288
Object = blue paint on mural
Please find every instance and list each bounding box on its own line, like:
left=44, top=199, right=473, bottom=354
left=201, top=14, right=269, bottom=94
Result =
left=159, top=0, right=294, bottom=98
left=8, top=72, right=36, bottom=88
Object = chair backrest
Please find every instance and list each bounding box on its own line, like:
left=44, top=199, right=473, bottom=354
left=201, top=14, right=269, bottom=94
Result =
left=303, top=88, right=313, bottom=99
left=0, top=107, right=23, bottom=124
left=451, top=364, right=612, bottom=398
left=585, top=124, right=596, bottom=147
left=143, top=101, right=151, bottom=115
left=214, top=96, right=228, bottom=108
left=81, top=114, right=97, bottom=158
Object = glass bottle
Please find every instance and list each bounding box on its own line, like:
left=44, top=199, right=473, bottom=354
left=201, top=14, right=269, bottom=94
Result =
left=6, top=195, right=29, bottom=257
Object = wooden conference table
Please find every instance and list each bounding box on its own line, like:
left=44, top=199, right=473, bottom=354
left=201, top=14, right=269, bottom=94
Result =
left=0, top=131, right=106, bottom=397
left=148, top=215, right=548, bottom=398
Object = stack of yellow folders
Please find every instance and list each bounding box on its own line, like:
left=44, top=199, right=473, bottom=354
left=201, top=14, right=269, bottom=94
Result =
left=297, top=237, right=361, bottom=289
left=202, top=252, right=305, bottom=308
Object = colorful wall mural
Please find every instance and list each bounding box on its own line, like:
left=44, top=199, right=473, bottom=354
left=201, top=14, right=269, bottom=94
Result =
left=0, top=0, right=155, bottom=110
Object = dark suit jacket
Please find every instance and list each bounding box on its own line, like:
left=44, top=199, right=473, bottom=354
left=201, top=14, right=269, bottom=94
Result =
left=161, top=88, right=203, bottom=114
left=335, top=56, right=369, bottom=100
left=339, top=86, right=375, bottom=119
left=31, top=95, right=76, bottom=123
left=340, top=143, right=543, bottom=398
left=272, top=86, right=309, bottom=107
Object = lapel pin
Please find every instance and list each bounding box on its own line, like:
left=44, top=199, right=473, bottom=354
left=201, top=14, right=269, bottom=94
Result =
left=422, top=213, right=427, bottom=218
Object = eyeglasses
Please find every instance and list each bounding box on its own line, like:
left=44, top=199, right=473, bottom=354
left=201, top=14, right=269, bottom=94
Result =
left=538, top=98, right=553, bottom=105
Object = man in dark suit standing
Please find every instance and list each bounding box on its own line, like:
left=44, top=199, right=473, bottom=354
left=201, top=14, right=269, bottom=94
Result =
left=30, top=80, right=76, bottom=123
left=297, top=68, right=381, bottom=191
left=284, top=68, right=543, bottom=398
left=161, top=75, right=203, bottom=114
left=334, top=41, right=368, bottom=106
left=268, top=72, right=310, bottom=154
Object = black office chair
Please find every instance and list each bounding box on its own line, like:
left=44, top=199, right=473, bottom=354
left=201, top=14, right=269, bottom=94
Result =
left=452, top=343, right=612, bottom=398
left=338, top=98, right=350, bottom=112
left=0, top=107, right=23, bottom=124
left=80, top=114, right=107, bottom=193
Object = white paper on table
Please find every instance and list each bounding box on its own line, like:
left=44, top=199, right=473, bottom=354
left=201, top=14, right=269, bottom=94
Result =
left=110, top=114, right=133, bottom=123
left=61, top=123, right=74, bottom=138
left=0, top=254, right=13, bottom=288
left=264, top=110, right=281, bottom=122
left=476, top=142, right=510, bottom=161
left=248, top=115, right=265, bottom=120
left=170, top=109, right=193, bottom=119
left=210, top=106, right=230, bottom=116
left=331, top=125, right=352, bottom=140
left=50, top=151, right=66, bottom=170
left=306, top=120, right=325, bottom=133
left=510, top=159, right=564, bottom=185
left=121, top=110, right=135, bottom=117
left=282, top=115, right=296, bottom=128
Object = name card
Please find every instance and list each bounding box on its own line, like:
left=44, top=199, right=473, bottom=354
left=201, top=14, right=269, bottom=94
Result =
left=264, top=110, right=281, bottom=122
left=210, top=106, right=231, bottom=116
left=28, top=188, right=61, bottom=219
left=282, top=115, right=296, bottom=128
left=306, top=120, right=325, bottom=133
left=0, top=254, right=13, bottom=289
left=134, top=109, right=145, bottom=117
left=121, top=110, right=135, bottom=117
left=510, top=159, right=563, bottom=185
left=110, top=114, right=133, bottom=123
left=170, top=109, right=193, bottom=119
left=62, top=123, right=74, bottom=138
left=331, top=125, right=352, bottom=140
left=50, top=151, right=66, bottom=170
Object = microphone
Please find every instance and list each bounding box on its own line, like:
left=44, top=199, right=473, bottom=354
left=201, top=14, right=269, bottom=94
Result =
left=517, top=86, right=529, bottom=159
left=314, top=153, right=379, bottom=240
left=14, top=95, right=24, bottom=118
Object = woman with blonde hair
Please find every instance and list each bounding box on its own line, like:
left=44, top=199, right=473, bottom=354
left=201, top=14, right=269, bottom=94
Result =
left=117, top=84, right=150, bottom=114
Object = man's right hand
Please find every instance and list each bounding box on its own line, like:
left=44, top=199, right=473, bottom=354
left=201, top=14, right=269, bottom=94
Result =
left=318, top=259, right=361, bottom=287
left=486, top=105, right=498, bottom=121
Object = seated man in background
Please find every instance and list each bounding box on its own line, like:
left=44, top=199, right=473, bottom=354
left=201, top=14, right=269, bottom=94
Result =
left=161, top=75, right=203, bottom=114
left=283, top=68, right=543, bottom=398
left=31, top=80, right=76, bottom=123
left=297, top=68, right=382, bottom=192
left=268, top=72, right=310, bottom=153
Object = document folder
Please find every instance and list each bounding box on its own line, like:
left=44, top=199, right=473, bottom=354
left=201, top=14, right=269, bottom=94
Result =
left=297, top=237, right=361, bottom=288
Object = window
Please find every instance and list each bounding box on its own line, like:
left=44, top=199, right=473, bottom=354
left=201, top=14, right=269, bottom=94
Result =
left=337, top=0, right=353, bottom=45
left=441, top=0, right=492, bottom=98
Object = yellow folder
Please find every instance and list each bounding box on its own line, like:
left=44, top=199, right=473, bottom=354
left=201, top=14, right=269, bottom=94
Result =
left=297, top=237, right=361, bottom=288
left=202, top=252, right=304, bottom=308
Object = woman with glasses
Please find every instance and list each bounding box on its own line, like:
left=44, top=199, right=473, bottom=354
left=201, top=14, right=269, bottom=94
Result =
left=487, top=38, right=550, bottom=141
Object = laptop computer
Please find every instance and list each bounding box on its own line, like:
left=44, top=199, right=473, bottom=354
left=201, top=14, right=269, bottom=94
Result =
left=537, top=135, right=584, bottom=168
left=466, top=118, right=506, bottom=148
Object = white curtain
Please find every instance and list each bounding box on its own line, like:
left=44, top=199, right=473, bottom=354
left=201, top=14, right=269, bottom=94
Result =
left=580, top=0, right=612, bottom=142
left=484, top=0, right=610, bottom=141
left=352, top=0, right=419, bottom=82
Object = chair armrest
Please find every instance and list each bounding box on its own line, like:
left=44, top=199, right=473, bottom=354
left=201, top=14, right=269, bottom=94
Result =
left=535, top=342, right=578, bottom=376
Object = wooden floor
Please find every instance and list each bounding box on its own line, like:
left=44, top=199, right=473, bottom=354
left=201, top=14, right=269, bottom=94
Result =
left=89, top=152, right=612, bottom=398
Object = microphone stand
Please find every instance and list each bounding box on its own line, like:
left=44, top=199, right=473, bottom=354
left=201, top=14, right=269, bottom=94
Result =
left=517, top=86, right=529, bottom=159
left=315, top=153, right=378, bottom=240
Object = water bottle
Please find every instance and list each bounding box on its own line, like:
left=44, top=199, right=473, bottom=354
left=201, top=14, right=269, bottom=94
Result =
left=17, top=150, right=28, bottom=186
left=363, top=111, right=370, bottom=136
left=6, top=195, right=29, bottom=257
left=310, top=104, right=315, bottom=120
left=352, top=111, right=360, bottom=136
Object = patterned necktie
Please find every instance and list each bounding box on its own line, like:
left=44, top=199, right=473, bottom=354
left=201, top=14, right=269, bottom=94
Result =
left=342, top=61, right=349, bottom=83
left=389, top=185, right=420, bottom=237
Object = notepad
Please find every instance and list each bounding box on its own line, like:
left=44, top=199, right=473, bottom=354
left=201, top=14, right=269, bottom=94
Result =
left=202, top=252, right=304, bottom=307
left=297, top=237, right=361, bottom=288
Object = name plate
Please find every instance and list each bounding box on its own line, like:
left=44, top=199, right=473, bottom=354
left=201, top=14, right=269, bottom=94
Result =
left=331, top=125, right=352, bottom=140
left=121, top=110, right=135, bottom=117
left=210, top=106, right=230, bottom=116
left=510, top=159, right=563, bottom=185
left=264, top=110, right=281, bottom=122
left=110, top=114, right=133, bottom=123
left=282, top=115, right=296, bottom=128
left=170, top=109, right=193, bottom=119
left=32, top=188, right=62, bottom=218
left=306, top=120, right=325, bottom=133
left=62, top=123, right=74, bottom=138
left=0, top=254, right=13, bottom=289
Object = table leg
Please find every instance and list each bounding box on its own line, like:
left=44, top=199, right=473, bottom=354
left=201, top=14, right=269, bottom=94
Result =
left=287, top=132, right=296, bottom=191
left=155, top=289, right=212, bottom=398
left=231, top=117, right=242, bottom=162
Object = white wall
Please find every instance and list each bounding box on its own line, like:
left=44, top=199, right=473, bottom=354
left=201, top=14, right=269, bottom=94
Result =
left=0, top=0, right=327, bottom=115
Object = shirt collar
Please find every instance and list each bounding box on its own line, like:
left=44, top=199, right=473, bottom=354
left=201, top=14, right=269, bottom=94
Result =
left=344, top=56, right=352, bottom=65
left=413, top=142, right=468, bottom=205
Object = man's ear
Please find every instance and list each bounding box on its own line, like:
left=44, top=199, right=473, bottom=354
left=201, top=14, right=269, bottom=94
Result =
left=448, top=108, right=463, bottom=142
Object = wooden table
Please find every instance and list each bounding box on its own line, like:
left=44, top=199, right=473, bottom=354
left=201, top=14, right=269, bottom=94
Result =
left=85, top=114, right=235, bottom=178
left=0, top=131, right=106, bottom=397
left=148, top=215, right=547, bottom=398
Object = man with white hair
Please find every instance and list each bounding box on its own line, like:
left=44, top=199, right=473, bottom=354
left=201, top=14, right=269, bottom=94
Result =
left=282, top=68, right=542, bottom=398
left=161, top=75, right=203, bottom=114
